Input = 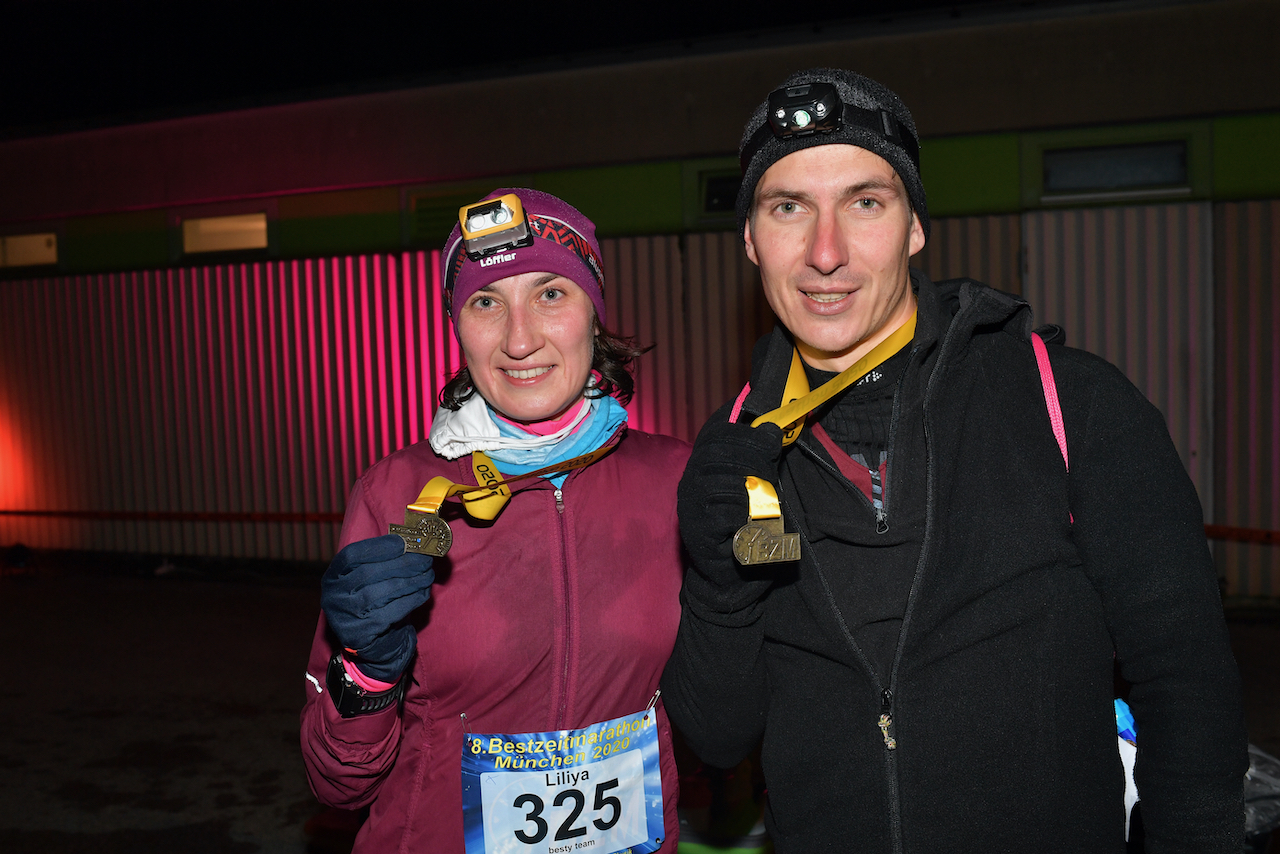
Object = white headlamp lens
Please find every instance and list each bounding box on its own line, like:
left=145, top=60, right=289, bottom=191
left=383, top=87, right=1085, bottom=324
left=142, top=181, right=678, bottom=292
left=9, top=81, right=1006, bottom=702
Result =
left=468, top=206, right=512, bottom=233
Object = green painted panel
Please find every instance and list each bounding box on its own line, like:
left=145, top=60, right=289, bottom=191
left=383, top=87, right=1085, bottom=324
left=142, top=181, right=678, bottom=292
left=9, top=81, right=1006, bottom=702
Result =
left=277, top=212, right=402, bottom=258
left=1213, top=113, right=1280, bottom=199
left=62, top=210, right=169, bottom=273
left=534, top=163, right=685, bottom=237
left=920, top=134, right=1021, bottom=217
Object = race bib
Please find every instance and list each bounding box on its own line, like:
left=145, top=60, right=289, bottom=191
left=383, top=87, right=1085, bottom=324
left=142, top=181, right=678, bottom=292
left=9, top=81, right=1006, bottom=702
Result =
left=461, top=708, right=664, bottom=854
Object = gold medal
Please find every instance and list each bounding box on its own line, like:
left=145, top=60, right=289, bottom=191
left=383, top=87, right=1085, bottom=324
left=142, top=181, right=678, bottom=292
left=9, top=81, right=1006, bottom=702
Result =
left=734, top=476, right=799, bottom=565
left=390, top=509, right=453, bottom=557
left=390, top=443, right=619, bottom=558
left=733, top=311, right=918, bottom=565
left=733, top=517, right=800, bottom=565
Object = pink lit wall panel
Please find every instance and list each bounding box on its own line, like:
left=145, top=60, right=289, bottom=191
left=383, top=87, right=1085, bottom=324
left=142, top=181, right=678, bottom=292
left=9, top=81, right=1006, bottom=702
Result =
left=0, top=252, right=460, bottom=562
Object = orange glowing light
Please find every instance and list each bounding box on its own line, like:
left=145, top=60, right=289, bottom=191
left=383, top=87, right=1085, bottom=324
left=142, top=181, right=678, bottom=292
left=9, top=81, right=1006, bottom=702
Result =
left=0, top=403, right=29, bottom=508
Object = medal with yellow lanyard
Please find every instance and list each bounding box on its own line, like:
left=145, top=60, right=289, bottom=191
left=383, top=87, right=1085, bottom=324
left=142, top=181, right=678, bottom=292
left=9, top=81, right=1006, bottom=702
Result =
left=391, top=194, right=615, bottom=555
left=734, top=312, right=917, bottom=565
left=389, top=445, right=616, bottom=556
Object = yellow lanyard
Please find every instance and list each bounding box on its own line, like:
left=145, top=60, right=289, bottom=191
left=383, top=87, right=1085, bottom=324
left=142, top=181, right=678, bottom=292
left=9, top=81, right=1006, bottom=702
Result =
left=407, top=444, right=617, bottom=522
left=742, top=312, right=916, bottom=527
left=752, top=311, right=918, bottom=446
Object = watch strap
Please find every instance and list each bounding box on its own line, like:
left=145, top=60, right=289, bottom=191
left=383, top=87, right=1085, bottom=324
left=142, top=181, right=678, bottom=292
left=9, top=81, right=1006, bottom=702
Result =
left=326, top=653, right=407, bottom=718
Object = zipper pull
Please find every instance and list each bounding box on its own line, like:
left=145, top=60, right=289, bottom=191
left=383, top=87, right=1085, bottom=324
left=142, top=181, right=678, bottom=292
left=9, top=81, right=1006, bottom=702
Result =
left=554, top=488, right=565, bottom=514
left=876, top=509, right=889, bottom=535
left=878, top=688, right=897, bottom=750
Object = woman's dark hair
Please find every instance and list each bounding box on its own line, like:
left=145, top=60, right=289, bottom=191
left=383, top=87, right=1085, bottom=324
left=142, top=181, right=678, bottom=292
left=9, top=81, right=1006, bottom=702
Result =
left=439, top=319, right=651, bottom=411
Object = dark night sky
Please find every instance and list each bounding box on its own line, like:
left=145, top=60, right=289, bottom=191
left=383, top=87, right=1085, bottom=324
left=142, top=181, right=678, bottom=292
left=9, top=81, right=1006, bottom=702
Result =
left=1, top=0, right=1139, bottom=140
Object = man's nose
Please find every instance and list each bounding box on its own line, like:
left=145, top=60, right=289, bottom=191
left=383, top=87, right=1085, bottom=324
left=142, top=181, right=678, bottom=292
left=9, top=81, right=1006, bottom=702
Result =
left=806, top=209, right=848, bottom=275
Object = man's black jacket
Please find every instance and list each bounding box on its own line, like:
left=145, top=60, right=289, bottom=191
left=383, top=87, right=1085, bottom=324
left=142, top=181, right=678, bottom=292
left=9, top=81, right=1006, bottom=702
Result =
left=663, top=272, right=1247, bottom=853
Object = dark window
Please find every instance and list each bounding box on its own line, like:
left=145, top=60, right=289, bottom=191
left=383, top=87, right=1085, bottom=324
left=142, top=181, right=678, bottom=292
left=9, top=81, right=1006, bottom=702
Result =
left=703, top=174, right=741, bottom=214
left=1043, top=141, right=1188, bottom=195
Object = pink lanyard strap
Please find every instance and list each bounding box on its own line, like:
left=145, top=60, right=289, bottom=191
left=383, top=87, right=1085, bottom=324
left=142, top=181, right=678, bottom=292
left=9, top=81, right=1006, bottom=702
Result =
left=1033, top=332, right=1073, bottom=525
left=1032, top=332, right=1069, bottom=473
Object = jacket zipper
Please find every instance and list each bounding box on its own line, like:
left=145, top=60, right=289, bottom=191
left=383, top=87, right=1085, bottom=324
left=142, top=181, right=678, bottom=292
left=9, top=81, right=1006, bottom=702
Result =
left=883, top=314, right=966, bottom=854
left=554, top=483, right=572, bottom=729
left=881, top=351, right=912, bottom=854
left=879, top=688, right=897, bottom=749
left=545, top=426, right=624, bottom=730
left=877, top=369, right=911, bottom=534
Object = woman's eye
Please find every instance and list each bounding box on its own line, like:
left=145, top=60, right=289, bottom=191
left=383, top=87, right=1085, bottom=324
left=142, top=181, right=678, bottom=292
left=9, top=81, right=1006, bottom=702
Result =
left=542, top=287, right=563, bottom=300
left=473, top=296, right=494, bottom=309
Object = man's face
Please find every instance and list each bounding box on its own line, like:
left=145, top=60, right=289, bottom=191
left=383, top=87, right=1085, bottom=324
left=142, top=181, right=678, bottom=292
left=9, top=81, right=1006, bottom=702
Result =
left=744, top=144, right=925, bottom=373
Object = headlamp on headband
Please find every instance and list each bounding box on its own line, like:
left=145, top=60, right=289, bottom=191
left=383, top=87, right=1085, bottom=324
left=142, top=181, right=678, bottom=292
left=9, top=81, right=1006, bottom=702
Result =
left=768, top=83, right=841, bottom=138
left=459, top=194, right=533, bottom=261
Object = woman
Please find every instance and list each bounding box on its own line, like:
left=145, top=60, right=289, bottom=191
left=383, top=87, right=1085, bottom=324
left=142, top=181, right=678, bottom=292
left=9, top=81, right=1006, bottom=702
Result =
left=300, top=188, right=689, bottom=854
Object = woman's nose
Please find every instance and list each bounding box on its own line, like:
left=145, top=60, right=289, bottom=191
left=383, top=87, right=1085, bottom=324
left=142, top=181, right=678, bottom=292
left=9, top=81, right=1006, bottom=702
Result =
left=501, top=303, right=543, bottom=358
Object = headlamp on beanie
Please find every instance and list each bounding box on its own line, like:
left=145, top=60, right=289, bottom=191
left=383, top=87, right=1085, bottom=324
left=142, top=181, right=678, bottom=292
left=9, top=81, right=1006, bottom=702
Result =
left=459, top=193, right=533, bottom=260
left=768, top=82, right=841, bottom=138
left=441, top=188, right=609, bottom=326
left=741, top=82, right=921, bottom=176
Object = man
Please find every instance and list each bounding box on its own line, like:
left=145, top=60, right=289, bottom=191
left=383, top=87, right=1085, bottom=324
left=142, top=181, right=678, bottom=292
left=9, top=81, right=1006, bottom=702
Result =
left=661, top=68, right=1247, bottom=853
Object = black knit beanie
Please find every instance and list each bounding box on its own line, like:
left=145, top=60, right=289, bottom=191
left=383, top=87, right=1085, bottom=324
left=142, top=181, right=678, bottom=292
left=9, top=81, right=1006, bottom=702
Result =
left=736, top=68, right=930, bottom=242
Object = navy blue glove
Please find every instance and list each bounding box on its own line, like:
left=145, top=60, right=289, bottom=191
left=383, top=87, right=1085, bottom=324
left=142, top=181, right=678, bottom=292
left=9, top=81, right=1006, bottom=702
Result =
left=321, top=534, right=435, bottom=682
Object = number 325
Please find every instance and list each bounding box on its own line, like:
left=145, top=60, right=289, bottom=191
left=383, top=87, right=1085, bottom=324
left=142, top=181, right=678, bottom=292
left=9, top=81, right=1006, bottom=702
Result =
left=513, top=778, right=621, bottom=844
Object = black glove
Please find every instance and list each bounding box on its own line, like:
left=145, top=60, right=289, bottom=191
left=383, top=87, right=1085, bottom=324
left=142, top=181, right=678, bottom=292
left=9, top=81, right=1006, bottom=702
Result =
left=677, top=417, right=785, bottom=612
left=321, top=534, right=435, bottom=682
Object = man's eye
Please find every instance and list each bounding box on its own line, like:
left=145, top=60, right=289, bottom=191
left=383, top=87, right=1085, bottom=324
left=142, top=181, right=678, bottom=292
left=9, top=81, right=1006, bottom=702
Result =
left=777, top=201, right=798, bottom=213
left=857, top=198, right=878, bottom=209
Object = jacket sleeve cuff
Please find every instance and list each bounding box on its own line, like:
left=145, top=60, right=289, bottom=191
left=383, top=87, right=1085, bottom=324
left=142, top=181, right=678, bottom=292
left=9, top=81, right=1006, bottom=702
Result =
left=343, top=656, right=401, bottom=692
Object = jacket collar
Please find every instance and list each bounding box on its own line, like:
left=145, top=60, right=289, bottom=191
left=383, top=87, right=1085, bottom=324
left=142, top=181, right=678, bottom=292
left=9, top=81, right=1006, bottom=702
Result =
left=740, top=270, right=1031, bottom=420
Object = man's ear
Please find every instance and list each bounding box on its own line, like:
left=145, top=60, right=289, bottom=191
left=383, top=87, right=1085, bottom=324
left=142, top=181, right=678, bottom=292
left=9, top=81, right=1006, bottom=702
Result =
left=908, top=211, right=926, bottom=258
left=744, top=218, right=760, bottom=267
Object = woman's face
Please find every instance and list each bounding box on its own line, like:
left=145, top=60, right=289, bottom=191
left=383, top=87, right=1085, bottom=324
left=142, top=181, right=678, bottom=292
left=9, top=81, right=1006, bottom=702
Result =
left=455, top=271, right=597, bottom=423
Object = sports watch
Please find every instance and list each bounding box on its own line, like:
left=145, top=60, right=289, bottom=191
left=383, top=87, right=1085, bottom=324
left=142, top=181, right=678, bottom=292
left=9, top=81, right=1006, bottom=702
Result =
left=326, top=653, right=407, bottom=718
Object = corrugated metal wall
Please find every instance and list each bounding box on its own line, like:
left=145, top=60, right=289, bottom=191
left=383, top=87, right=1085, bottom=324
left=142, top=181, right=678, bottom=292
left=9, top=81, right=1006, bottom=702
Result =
left=915, top=213, right=1023, bottom=295
left=1214, top=200, right=1280, bottom=596
left=679, top=233, right=774, bottom=436
left=0, top=253, right=462, bottom=562
left=1020, top=203, right=1216, bottom=510
left=2, top=214, right=1276, bottom=585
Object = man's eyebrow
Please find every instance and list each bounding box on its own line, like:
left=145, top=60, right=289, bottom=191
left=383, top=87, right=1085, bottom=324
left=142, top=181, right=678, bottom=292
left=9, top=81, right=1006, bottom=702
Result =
left=755, top=186, right=815, bottom=205
left=841, top=178, right=903, bottom=197
left=755, top=178, right=904, bottom=206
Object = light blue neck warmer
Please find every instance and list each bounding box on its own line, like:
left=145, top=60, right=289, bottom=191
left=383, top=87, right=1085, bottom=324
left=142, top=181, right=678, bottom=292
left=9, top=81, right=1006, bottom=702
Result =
left=487, top=394, right=629, bottom=487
